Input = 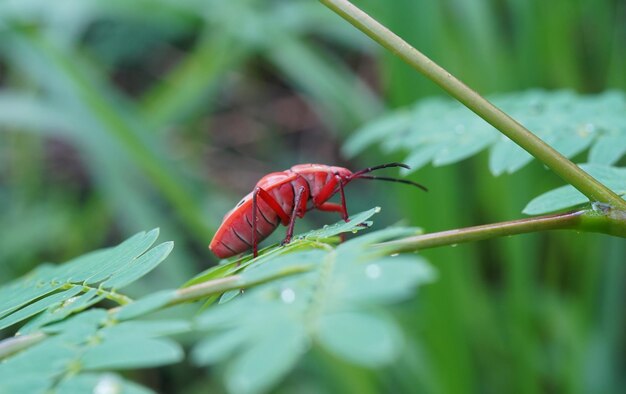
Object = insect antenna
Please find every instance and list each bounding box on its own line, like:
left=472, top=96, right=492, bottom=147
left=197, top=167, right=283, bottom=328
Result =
left=357, top=175, right=428, bottom=192
left=349, top=162, right=409, bottom=178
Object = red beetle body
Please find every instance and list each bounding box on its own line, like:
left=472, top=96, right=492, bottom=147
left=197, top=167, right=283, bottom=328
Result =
left=209, top=163, right=425, bottom=259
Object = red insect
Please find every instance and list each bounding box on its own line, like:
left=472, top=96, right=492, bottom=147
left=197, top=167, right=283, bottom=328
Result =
left=209, top=162, right=426, bottom=259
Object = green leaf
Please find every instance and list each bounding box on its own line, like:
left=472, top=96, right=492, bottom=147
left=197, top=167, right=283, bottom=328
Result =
left=0, top=337, right=79, bottom=390
left=0, top=287, right=83, bottom=331
left=225, top=320, right=307, bottom=394
left=183, top=262, right=240, bottom=288
left=0, top=268, right=63, bottom=319
left=192, top=217, right=435, bottom=393
left=55, top=373, right=155, bottom=394
left=18, top=288, right=104, bottom=334
left=115, top=289, right=177, bottom=321
left=78, top=229, right=160, bottom=284
left=346, top=90, right=626, bottom=175
left=404, top=144, right=444, bottom=171
left=43, top=309, right=108, bottom=337
left=81, top=337, right=183, bottom=370
left=1, top=307, right=182, bottom=392
left=489, top=137, right=530, bottom=175
left=0, top=374, right=51, bottom=393
left=317, top=312, right=403, bottom=367
left=343, top=109, right=413, bottom=157
left=524, top=164, right=626, bottom=214
left=331, top=256, right=436, bottom=304
left=239, top=248, right=323, bottom=282
left=588, top=135, right=626, bottom=165
left=101, top=320, right=191, bottom=339
left=192, top=328, right=248, bottom=365
left=299, top=206, right=380, bottom=240
left=102, top=241, right=174, bottom=289
left=0, top=229, right=172, bottom=333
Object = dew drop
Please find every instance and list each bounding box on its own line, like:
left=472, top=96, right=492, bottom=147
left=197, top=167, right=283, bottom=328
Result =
left=62, top=297, right=78, bottom=307
left=390, top=253, right=399, bottom=257
left=581, top=122, right=596, bottom=136
left=280, top=288, right=296, bottom=304
left=94, top=374, right=121, bottom=394
left=365, top=264, right=381, bottom=279
left=592, top=201, right=610, bottom=213
left=450, top=243, right=458, bottom=248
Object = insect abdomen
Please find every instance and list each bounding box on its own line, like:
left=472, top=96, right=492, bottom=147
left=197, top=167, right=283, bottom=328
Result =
left=209, top=178, right=308, bottom=258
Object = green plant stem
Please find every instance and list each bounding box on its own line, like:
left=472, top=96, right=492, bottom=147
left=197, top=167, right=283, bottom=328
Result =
left=6, top=208, right=624, bottom=360
left=319, top=0, right=626, bottom=209
left=171, top=264, right=312, bottom=305
left=379, top=208, right=626, bottom=252
left=59, top=284, right=133, bottom=306
left=95, top=288, right=134, bottom=306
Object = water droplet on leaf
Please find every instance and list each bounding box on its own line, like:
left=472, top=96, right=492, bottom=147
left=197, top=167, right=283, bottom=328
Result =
left=94, top=374, right=122, bottom=394
left=280, top=288, right=296, bottom=304
left=365, top=264, right=381, bottom=279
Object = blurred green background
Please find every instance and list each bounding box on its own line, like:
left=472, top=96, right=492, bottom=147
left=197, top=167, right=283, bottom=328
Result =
left=1, top=0, right=625, bottom=392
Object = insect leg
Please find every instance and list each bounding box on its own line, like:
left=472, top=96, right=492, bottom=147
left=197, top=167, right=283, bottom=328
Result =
left=337, top=179, right=349, bottom=222
left=312, top=175, right=349, bottom=222
left=256, top=188, right=291, bottom=225
left=282, top=186, right=306, bottom=246
left=252, top=188, right=259, bottom=257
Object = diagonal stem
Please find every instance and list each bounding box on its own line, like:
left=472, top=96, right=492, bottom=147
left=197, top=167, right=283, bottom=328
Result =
left=378, top=208, right=626, bottom=252
left=319, top=0, right=626, bottom=209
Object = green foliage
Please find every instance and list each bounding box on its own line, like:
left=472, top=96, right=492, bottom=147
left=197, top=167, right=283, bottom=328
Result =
left=1, top=0, right=625, bottom=393
left=346, top=90, right=626, bottom=176
left=524, top=164, right=626, bottom=214
left=0, top=308, right=187, bottom=393
left=192, top=227, right=433, bottom=393
left=0, top=211, right=435, bottom=394
left=0, top=229, right=172, bottom=332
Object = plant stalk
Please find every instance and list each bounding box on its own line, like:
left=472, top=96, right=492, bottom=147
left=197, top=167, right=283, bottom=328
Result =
left=379, top=208, right=626, bottom=252
left=171, top=264, right=312, bottom=305
left=319, top=0, right=626, bottom=209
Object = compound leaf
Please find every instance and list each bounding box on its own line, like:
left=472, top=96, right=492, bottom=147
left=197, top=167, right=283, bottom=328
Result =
left=317, top=312, right=403, bottom=367
left=346, top=90, right=626, bottom=175
left=524, top=164, right=626, bottom=214
left=0, top=229, right=172, bottom=333
left=81, top=337, right=183, bottom=370
left=191, top=213, right=435, bottom=394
